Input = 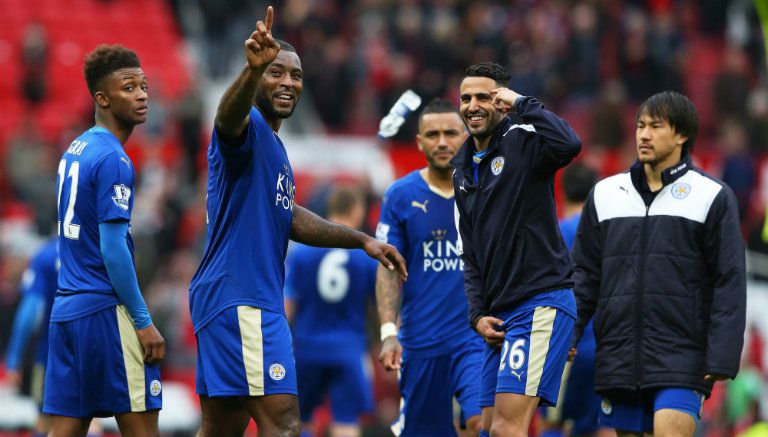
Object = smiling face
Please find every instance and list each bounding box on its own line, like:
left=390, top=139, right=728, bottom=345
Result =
left=459, top=76, right=504, bottom=143
left=96, top=67, right=148, bottom=127
left=417, top=111, right=466, bottom=172
left=635, top=112, right=686, bottom=169
left=255, top=50, right=303, bottom=121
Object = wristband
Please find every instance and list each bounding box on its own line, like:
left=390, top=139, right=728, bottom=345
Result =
left=380, top=322, right=398, bottom=341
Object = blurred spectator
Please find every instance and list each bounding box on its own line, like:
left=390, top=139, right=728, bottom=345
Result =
left=20, top=23, right=48, bottom=105
left=559, top=2, right=601, bottom=100
left=719, top=118, right=755, bottom=221
left=712, top=46, right=752, bottom=120
left=746, top=87, right=768, bottom=153
left=589, top=80, right=628, bottom=150
left=4, top=117, right=57, bottom=234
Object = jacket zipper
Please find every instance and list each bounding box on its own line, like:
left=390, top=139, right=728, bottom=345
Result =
left=635, top=203, right=650, bottom=389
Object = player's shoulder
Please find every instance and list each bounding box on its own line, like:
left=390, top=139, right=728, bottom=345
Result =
left=385, top=170, right=423, bottom=199
left=70, top=128, right=126, bottom=163
left=683, top=167, right=728, bottom=195
left=592, top=171, right=630, bottom=200
left=248, top=106, right=271, bottom=133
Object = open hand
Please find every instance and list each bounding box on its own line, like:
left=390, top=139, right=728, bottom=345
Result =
left=363, top=238, right=408, bottom=281
left=245, top=6, right=281, bottom=71
left=490, top=87, right=521, bottom=114
left=136, top=323, right=166, bottom=364
left=379, top=336, right=403, bottom=371
left=476, top=316, right=505, bottom=347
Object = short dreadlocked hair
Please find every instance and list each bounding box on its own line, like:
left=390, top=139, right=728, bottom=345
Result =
left=464, top=62, right=512, bottom=86
left=84, top=44, right=141, bottom=96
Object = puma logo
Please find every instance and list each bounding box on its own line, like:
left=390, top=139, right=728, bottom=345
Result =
left=411, top=200, right=429, bottom=213
left=510, top=370, right=523, bottom=381
left=459, top=182, right=467, bottom=193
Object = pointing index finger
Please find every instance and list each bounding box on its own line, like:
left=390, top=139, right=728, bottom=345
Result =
left=265, top=6, right=274, bottom=33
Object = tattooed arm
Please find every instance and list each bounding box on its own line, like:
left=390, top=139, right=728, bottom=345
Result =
left=376, top=264, right=403, bottom=371
left=290, top=205, right=408, bottom=280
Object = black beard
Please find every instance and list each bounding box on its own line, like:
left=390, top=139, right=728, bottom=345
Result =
left=255, top=93, right=295, bottom=119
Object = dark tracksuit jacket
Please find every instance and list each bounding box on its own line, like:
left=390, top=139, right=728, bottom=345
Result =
left=451, top=96, right=581, bottom=329
left=572, top=156, right=746, bottom=397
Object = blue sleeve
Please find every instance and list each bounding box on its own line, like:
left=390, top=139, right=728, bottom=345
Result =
left=5, top=280, right=45, bottom=370
left=94, top=151, right=134, bottom=223
left=376, top=187, right=407, bottom=254
left=365, top=255, right=379, bottom=298
left=99, top=222, right=152, bottom=329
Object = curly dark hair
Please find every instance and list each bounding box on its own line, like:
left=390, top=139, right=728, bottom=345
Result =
left=83, top=44, right=141, bottom=96
left=464, top=62, right=511, bottom=86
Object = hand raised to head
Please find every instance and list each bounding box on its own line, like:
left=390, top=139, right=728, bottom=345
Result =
left=490, top=87, right=521, bottom=114
left=245, top=6, right=282, bottom=71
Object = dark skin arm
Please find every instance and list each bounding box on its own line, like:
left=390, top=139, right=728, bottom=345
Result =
left=376, top=265, right=403, bottom=371
left=215, top=6, right=280, bottom=147
left=476, top=316, right=505, bottom=348
left=290, top=205, right=408, bottom=281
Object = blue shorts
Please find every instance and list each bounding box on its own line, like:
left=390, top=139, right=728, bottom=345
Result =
left=196, top=306, right=297, bottom=397
left=295, top=352, right=373, bottom=424
left=598, top=388, right=704, bottom=433
left=391, top=338, right=484, bottom=437
left=480, top=305, right=574, bottom=408
left=43, top=305, right=162, bottom=418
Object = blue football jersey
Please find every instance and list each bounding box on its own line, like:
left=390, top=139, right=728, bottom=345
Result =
left=22, top=237, right=58, bottom=363
left=559, top=212, right=595, bottom=347
left=285, top=244, right=378, bottom=359
left=190, top=107, right=296, bottom=331
left=559, top=213, right=580, bottom=251
left=376, top=170, right=476, bottom=356
left=53, top=127, right=134, bottom=322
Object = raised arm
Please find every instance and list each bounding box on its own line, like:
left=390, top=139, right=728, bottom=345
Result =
left=491, top=88, right=581, bottom=173
left=290, top=204, right=408, bottom=281
left=215, top=6, right=281, bottom=147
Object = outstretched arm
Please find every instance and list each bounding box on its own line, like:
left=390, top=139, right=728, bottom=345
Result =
left=215, top=6, right=281, bottom=147
left=290, top=205, right=408, bottom=281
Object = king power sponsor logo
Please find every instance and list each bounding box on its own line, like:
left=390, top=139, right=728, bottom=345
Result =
left=275, top=165, right=296, bottom=211
left=422, top=229, right=463, bottom=272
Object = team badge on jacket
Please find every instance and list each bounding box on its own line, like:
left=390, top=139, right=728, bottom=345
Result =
left=671, top=182, right=691, bottom=199
left=491, top=156, right=505, bottom=175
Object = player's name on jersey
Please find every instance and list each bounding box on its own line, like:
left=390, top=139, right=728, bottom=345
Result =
left=67, top=140, right=88, bottom=156
left=422, top=235, right=463, bottom=272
